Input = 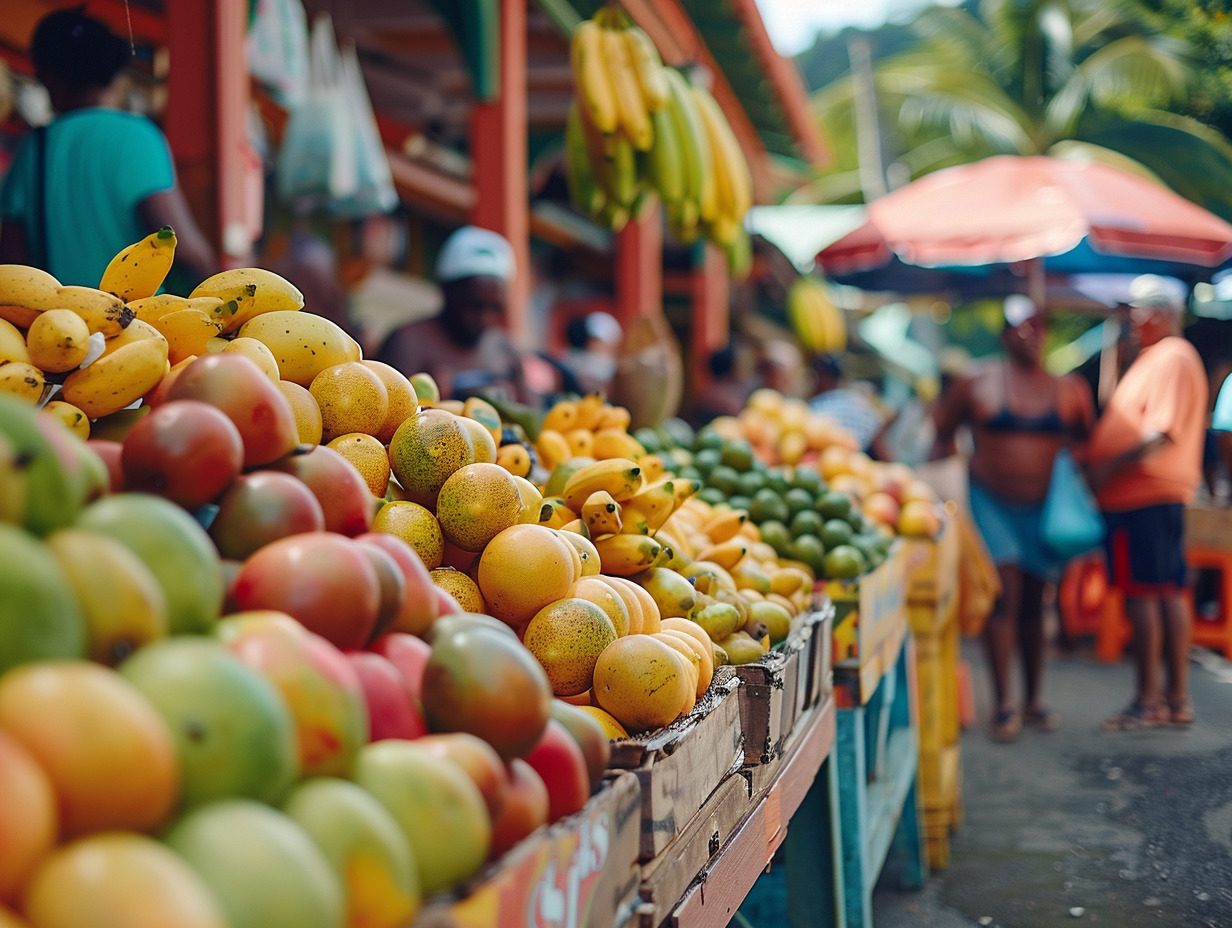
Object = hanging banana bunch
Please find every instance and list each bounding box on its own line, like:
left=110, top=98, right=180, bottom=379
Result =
left=787, top=277, right=847, bottom=354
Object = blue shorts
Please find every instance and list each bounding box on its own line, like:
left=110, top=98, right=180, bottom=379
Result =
left=968, top=479, right=1060, bottom=579
left=1103, top=504, right=1186, bottom=596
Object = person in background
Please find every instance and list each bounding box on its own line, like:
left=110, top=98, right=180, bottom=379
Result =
left=931, top=295, right=1095, bottom=741
left=376, top=225, right=527, bottom=403
left=561, top=311, right=623, bottom=396
left=685, top=343, right=753, bottom=427
left=0, top=7, right=216, bottom=289
left=1087, top=275, right=1207, bottom=731
left=808, top=354, right=887, bottom=456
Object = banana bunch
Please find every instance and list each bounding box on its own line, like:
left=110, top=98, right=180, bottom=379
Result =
left=534, top=393, right=649, bottom=471
left=0, top=265, right=134, bottom=338
left=786, top=276, right=847, bottom=354
left=99, top=226, right=176, bottom=302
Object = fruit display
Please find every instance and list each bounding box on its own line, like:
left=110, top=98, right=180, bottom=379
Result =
left=565, top=9, right=752, bottom=272
left=786, top=276, right=848, bottom=355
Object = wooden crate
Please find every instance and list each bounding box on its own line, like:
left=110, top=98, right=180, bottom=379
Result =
left=828, top=543, right=907, bottom=672
left=634, top=774, right=752, bottom=928
left=413, top=771, right=643, bottom=928
left=608, top=672, right=744, bottom=862
left=901, top=515, right=960, bottom=635
left=735, top=606, right=833, bottom=767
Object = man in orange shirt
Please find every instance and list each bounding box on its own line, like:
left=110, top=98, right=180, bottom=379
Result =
left=1087, top=275, right=1208, bottom=730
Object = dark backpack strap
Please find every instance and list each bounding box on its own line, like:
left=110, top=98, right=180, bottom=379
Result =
left=32, top=125, right=50, bottom=272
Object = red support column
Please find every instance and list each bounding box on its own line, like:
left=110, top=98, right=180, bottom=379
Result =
left=614, top=202, right=663, bottom=325
left=690, top=243, right=730, bottom=393
left=470, top=0, right=530, bottom=344
left=215, top=0, right=256, bottom=265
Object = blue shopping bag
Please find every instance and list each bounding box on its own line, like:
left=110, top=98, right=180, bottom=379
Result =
left=1041, top=447, right=1105, bottom=561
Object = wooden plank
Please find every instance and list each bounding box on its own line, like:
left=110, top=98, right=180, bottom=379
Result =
left=669, top=802, right=769, bottom=928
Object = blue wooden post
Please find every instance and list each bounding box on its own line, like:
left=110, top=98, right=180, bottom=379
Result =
left=835, top=703, right=871, bottom=928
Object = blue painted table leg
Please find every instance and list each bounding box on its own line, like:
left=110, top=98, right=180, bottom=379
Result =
left=886, top=775, right=929, bottom=890
left=783, top=756, right=845, bottom=928
left=835, top=706, right=872, bottom=928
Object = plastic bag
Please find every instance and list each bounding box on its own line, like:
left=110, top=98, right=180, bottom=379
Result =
left=275, top=14, right=357, bottom=208
left=1040, top=448, right=1106, bottom=561
left=330, top=42, right=398, bottom=218
left=956, top=508, right=1001, bottom=638
left=246, top=0, right=310, bottom=108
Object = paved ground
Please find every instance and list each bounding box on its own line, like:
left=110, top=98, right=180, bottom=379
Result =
left=872, top=637, right=1232, bottom=928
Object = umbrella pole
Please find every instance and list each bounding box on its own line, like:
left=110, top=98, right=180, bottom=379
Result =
left=1028, top=257, right=1047, bottom=310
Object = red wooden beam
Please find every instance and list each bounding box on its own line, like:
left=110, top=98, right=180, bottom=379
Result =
left=614, top=202, right=664, bottom=327
left=215, top=0, right=256, bottom=264
left=690, top=243, right=730, bottom=394
left=469, top=0, right=530, bottom=344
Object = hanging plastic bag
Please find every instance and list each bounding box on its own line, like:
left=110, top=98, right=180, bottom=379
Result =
left=275, top=14, right=357, bottom=209
left=330, top=42, right=398, bottom=218
left=1040, top=448, right=1106, bottom=561
left=245, top=0, right=310, bottom=108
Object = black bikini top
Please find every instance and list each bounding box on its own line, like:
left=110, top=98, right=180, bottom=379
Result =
left=981, top=365, right=1071, bottom=435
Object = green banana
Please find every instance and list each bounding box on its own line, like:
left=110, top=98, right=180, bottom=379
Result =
left=646, top=104, right=684, bottom=204
left=565, top=100, right=606, bottom=218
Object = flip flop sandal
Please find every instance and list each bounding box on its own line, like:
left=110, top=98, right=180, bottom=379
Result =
left=989, top=708, right=1022, bottom=742
left=1168, top=697, right=1195, bottom=727
left=1023, top=706, right=1060, bottom=731
left=1102, top=701, right=1167, bottom=732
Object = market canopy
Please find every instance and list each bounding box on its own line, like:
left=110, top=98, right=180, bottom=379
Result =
left=815, top=155, right=1232, bottom=294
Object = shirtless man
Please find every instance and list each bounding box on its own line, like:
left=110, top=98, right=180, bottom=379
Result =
left=932, top=296, right=1095, bottom=740
left=376, top=226, right=527, bottom=403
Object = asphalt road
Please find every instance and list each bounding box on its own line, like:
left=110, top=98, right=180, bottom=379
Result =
left=873, top=639, right=1232, bottom=928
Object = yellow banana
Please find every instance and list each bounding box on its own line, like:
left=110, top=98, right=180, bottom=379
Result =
left=695, top=539, right=748, bottom=572
left=100, top=318, right=164, bottom=355
left=638, top=454, right=666, bottom=484
left=0, top=318, right=30, bottom=365
left=42, top=400, right=90, bottom=439
left=663, top=70, right=714, bottom=223
left=25, top=309, right=90, bottom=372
left=769, top=568, right=808, bottom=598
left=128, top=294, right=228, bottom=325
left=46, top=528, right=169, bottom=665
left=702, top=508, right=748, bottom=544
left=595, top=534, right=664, bottom=576
left=561, top=457, right=645, bottom=512
left=55, top=286, right=133, bottom=338
left=654, top=526, right=694, bottom=562
left=190, top=267, right=304, bottom=334
left=601, top=25, right=653, bottom=151
left=571, top=20, right=619, bottom=135
left=0, top=306, right=39, bottom=329
left=536, top=496, right=577, bottom=530
left=149, top=308, right=224, bottom=365
left=581, top=490, right=623, bottom=537
left=595, top=404, right=631, bottom=432
left=592, top=427, right=644, bottom=461
left=573, top=392, right=605, bottom=431
left=542, top=398, right=579, bottom=434
left=601, top=132, right=639, bottom=210
left=692, top=85, right=752, bottom=223
left=560, top=518, right=589, bottom=537
left=565, top=100, right=606, bottom=218
left=99, top=226, right=177, bottom=301
left=620, top=479, right=676, bottom=535
left=623, top=26, right=671, bottom=112
left=60, top=335, right=169, bottom=418
left=0, top=264, right=62, bottom=310
left=0, top=362, right=45, bottom=404
left=669, top=479, right=703, bottom=515
left=535, top=428, right=573, bottom=473
left=646, top=103, right=685, bottom=204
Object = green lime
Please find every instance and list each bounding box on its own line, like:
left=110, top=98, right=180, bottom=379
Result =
left=759, top=520, right=793, bottom=557
left=707, top=465, right=742, bottom=496
left=634, top=428, right=663, bottom=454
left=845, top=509, right=868, bottom=531
left=790, top=509, right=825, bottom=540
left=697, top=486, right=727, bottom=506
left=816, top=490, right=853, bottom=521
left=765, top=468, right=792, bottom=496
left=737, top=469, right=766, bottom=498
left=820, top=518, right=855, bottom=549
left=660, top=418, right=695, bottom=449
left=719, top=438, right=755, bottom=473
left=728, top=494, right=751, bottom=512
left=823, top=544, right=868, bottom=580
left=694, top=448, right=722, bottom=475
left=693, top=428, right=724, bottom=452
left=791, top=466, right=825, bottom=495
left=790, top=534, right=828, bottom=575
left=749, top=487, right=790, bottom=525
left=676, top=465, right=702, bottom=482
left=784, top=488, right=815, bottom=518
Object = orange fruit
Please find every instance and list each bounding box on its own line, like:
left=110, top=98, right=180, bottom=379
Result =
left=522, top=598, right=618, bottom=697
left=476, top=525, right=576, bottom=627
left=275, top=380, right=323, bottom=445
left=361, top=360, right=419, bottom=443
left=310, top=361, right=389, bottom=443
left=458, top=416, right=498, bottom=465
left=559, top=690, right=597, bottom=707
left=559, top=531, right=601, bottom=576
left=591, top=636, right=691, bottom=733
left=574, top=705, right=629, bottom=740
left=221, top=337, right=280, bottom=382
left=652, top=634, right=699, bottom=713
left=372, top=501, right=444, bottom=569
left=0, top=662, right=179, bottom=837
left=436, top=463, right=522, bottom=553
left=657, top=628, right=713, bottom=697
left=606, top=576, right=660, bottom=634
left=568, top=576, right=630, bottom=637
left=42, top=401, right=89, bottom=440
left=327, top=432, right=391, bottom=496
left=0, top=731, right=57, bottom=905
left=495, top=443, right=531, bottom=478
left=388, top=409, right=475, bottom=501
left=554, top=529, right=584, bottom=582
left=598, top=576, right=643, bottom=635
left=429, top=568, right=487, bottom=614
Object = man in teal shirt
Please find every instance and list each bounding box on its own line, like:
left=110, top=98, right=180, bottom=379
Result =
left=0, top=8, right=215, bottom=290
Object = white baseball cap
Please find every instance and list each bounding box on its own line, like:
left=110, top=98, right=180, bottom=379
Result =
left=1128, top=274, right=1187, bottom=312
left=435, top=226, right=516, bottom=284
left=1003, top=294, right=1039, bottom=327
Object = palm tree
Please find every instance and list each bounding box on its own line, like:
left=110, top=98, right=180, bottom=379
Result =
left=800, top=0, right=1232, bottom=221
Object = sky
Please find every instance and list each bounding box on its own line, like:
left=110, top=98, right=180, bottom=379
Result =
left=754, top=0, right=961, bottom=56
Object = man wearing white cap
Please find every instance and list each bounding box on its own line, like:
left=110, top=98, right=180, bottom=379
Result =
left=932, top=294, right=1094, bottom=740
left=376, top=226, right=526, bottom=402
left=1088, top=275, right=1207, bottom=730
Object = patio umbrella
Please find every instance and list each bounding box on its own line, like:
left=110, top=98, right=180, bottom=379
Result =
left=816, top=155, right=1232, bottom=295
